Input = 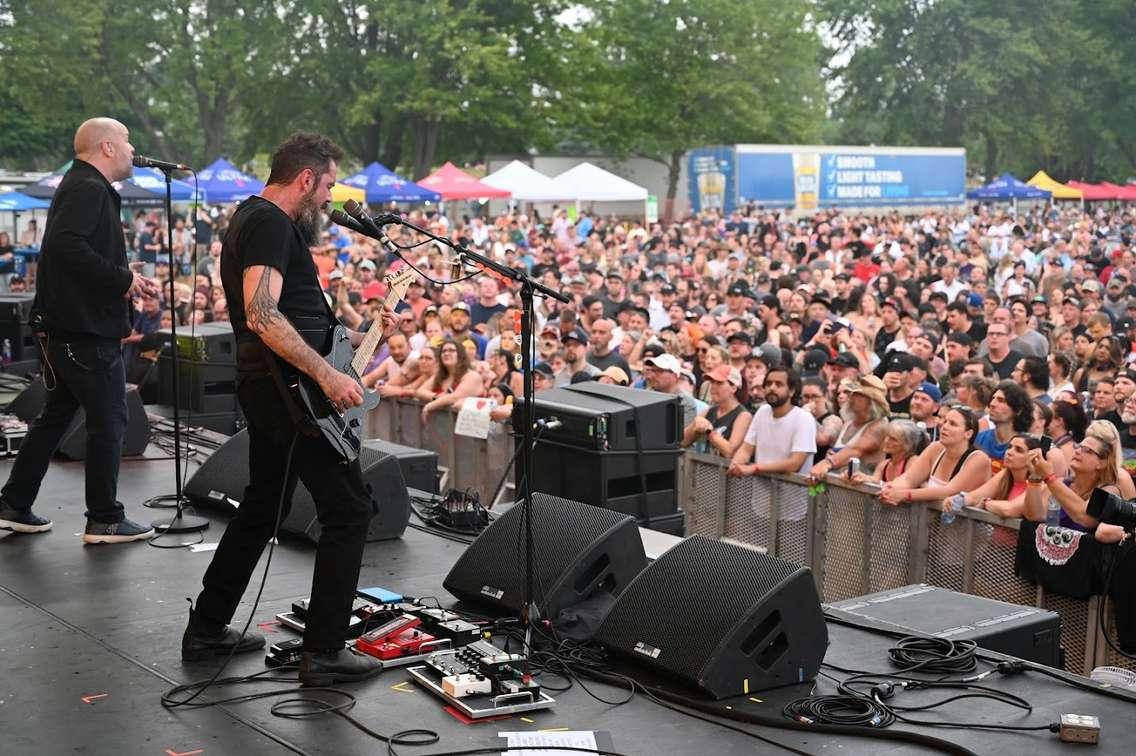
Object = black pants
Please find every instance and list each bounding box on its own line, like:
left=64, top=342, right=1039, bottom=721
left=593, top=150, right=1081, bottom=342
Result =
left=2, top=338, right=127, bottom=523
left=193, top=374, right=376, bottom=651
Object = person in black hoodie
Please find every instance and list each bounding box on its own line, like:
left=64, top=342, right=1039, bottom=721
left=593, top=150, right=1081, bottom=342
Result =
left=0, top=117, right=160, bottom=544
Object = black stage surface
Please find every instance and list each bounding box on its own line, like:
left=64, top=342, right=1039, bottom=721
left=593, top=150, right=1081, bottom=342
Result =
left=2, top=449, right=1135, bottom=755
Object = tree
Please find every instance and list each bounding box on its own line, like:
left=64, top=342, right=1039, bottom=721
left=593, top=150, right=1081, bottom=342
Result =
left=821, top=0, right=1136, bottom=181
left=245, top=0, right=567, bottom=178
left=564, top=0, right=825, bottom=221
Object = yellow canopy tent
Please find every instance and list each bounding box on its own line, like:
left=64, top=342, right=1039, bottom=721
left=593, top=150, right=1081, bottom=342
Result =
left=1026, top=171, right=1083, bottom=200
left=330, top=183, right=365, bottom=203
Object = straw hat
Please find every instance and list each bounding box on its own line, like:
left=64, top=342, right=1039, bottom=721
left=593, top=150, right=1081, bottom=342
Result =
left=841, top=374, right=888, bottom=414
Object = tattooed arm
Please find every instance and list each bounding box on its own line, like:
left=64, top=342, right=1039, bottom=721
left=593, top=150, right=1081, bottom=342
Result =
left=243, top=265, right=362, bottom=409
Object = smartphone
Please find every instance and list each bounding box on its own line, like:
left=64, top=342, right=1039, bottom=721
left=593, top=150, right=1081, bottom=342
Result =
left=1038, top=435, right=1053, bottom=457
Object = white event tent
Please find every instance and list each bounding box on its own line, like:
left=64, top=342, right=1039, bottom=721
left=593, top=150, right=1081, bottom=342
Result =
left=481, top=160, right=572, bottom=202
left=553, top=162, right=650, bottom=220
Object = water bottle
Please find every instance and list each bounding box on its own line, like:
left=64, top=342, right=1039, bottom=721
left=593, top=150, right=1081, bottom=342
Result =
left=942, top=493, right=965, bottom=525
left=1046, top=496, right=1062, bottom=528
left=1, top=338, right=10, bottom=365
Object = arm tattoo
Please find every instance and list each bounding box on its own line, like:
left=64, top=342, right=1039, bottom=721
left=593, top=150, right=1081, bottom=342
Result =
left=246, top=266, right=331, bottom=383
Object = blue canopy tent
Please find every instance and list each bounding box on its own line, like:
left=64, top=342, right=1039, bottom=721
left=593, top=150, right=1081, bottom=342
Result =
left=0, top=192, right=50, bottom=211
left=22, top=163, right=165, bottom=207
left=197, top=158, right=263, bottom=203
left=966, top=173, right=1052, bottom=201
left=341, top=162, right=441, bottom=204
left=129, top=167, right=205, bottom=203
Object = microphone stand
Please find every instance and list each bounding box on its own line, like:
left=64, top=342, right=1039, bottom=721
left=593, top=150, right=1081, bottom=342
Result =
left=150, top=166, right=208, bottom=536
left=364, top=213, right=569, bottom=644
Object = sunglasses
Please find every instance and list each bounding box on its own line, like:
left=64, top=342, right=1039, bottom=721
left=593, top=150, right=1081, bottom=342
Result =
left=1073, top=442, right=1109, bottom=460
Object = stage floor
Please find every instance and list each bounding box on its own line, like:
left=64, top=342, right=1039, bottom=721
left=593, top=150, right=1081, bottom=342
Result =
left=2, top=448, right=1135, bottom=755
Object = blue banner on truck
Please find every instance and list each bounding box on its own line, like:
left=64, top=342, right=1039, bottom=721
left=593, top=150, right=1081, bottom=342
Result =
left=688, top=147, right=737, bottom=214
left=691, top=146, right=965, bottom=212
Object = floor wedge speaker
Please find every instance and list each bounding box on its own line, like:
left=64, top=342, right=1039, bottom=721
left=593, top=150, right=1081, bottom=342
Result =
left=443, top=493, right=648, bottom=619
left=595, top=535, right=827, bottom=699
left=55, top=385, right=151, bottom=460
left=185, top=430, right=425, bottom=542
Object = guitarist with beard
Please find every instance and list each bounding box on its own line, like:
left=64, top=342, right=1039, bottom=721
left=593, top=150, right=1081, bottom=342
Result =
left=183, top=133, right=398, bottom=686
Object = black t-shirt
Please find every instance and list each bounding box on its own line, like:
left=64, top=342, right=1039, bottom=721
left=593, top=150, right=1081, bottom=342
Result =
left=888, top=391, right=913, bottom=420
left=986, top=349, right=1022, bottom=380
left=220, top=196, right=331, bottom=371
left=469, top=300, right=507, bottom=328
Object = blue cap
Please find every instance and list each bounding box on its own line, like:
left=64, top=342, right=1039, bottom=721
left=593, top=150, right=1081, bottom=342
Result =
left=915, top=381, right=942, bottom=404
left=967, top=293, right=984, bottom=308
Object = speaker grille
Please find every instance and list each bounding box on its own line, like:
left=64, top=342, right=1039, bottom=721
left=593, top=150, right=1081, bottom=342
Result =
left=596, top=535, right=801, bottom=684
left=444, top=493, right=644, bottom=615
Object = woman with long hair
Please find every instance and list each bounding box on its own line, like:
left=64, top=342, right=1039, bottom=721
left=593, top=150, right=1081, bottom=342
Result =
left=1049, top=327, right=1075, bottom=357
left=1047, top=399, right=1086, bottom=460
left=879, top=407, right=991, bottom=504
left=1073, top=336, right=1124, bottom=393
left=955, top=374, right=995, bottom=430
left=949, top=433, right=1040, bottom=518
left=848, top=292, right=881, bottom=343
left=416, top=338, right=483, bottom=421
left=683, top=365, right=752, bottom=458
left=1026, top=420, right=1135, bottom=543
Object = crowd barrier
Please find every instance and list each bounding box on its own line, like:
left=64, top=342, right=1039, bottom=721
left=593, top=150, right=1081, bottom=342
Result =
left=361, top=398, right=1130, bottom=677
left=364, top=397, right=514, bottom=504
left=680, top=451, right=1133, bottom=677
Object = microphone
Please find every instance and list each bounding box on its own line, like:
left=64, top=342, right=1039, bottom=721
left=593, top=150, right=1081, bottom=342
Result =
left=535, top=417, right=562, bottom=431
left=342, top=199, right=385, bottom=237
left=132, top=155, right=190, bottom=172
left=328, top=208, right=367, bottom=235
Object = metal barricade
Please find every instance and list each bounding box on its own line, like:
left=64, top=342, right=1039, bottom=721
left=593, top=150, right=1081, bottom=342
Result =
left=672, top=461, right=1133, bottom=677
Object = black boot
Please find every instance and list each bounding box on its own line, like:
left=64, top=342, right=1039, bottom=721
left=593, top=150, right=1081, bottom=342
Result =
left=298, top=648, right=382, bottom=686
left=182, top=607, right=266, bottom=661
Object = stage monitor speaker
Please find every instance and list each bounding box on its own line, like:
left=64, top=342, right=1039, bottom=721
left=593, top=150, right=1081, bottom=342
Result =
left=515, top=383, right=681, bottom=451
left=443, top=493, right=647, bottom=619
left=185, top=430, right=428, bottom=542
left=595, top=535, right=827, bottom=699
left=529, top=438, right=682, bottom=521
left=55, top=385, right=151, bottom=460
left=9, top=375, right=46, bottom=422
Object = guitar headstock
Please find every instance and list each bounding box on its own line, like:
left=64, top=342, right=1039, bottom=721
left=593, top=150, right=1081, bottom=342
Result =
left=383, top=266, right=418, bottom=303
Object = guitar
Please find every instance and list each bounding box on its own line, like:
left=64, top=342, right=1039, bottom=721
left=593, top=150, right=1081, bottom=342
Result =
left=292, top=266, right=417, bottom=462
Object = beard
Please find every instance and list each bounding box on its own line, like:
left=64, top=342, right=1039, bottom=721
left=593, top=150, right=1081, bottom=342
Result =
left=1122, top=412, right=1136, bottom=426
left=765, top=392, right=788, bottom=408
left=296, top=187, right=323, bottom=245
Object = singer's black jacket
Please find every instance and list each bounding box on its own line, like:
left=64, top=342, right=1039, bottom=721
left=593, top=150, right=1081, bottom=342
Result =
left=31, top=159, right=134, bottom=341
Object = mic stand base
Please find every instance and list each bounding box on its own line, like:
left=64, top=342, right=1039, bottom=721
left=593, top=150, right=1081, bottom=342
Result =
left=151, top=507, right=210, bottom=534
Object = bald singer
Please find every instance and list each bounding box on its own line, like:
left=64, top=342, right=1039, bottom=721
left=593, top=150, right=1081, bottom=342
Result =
left=0, top=117, right=162, bottom=544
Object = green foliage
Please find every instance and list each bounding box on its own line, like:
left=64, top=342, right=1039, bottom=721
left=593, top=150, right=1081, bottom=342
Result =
left=1, top=0, right=1132, bottom=187
left=564, top=0, right=825, bottom=210
left=822, top=0, right=1136, bottom=180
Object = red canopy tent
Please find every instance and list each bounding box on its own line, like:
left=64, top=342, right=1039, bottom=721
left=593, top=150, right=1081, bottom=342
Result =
left=417, top=162, right=512, bottom=201
left=1099, top=181, right=1136, bottom=201
left=1068, top=180, right=1118, bottom=201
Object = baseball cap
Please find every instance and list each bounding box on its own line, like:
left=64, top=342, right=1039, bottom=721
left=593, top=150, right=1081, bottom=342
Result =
left=726, top=331, right=753, bottom=346
left=540, top=323, right=559, bottom=337
left=914, top=381, right=942, bottom=403
left=880, top=298, right=901, bottom=311
left=328, top=269, right=344, bottom=281
left=727, top=281, right=752, bottom=297
left=946, top=330, right=973, bottom=347
left=756, top=343, right=782, bottom=367
left=600, top=365, right=630, bottom=386
left=452, top=301, right=471, bottom=313
left=802, top=348, right=830, bottom=375
left=643, top=353, right=681, bottom=375
left=642, top=341, right=667, bottom=359
left=884, top=351, right=917, bottom=373
left=533, top=362, right=555, bottom=377
left=759, top=294, right=780, bottom=310
left=605, top=270, right=624, bottom=281
left=967, top=293, right=984, bottom=308
left=660, top=283, right=677, bottom=294
left=561, top=328, right=588, bottom=345
left=829, top=352, right=860, bottom=369
left=705, top=364, right=743, bottom=387
left=358, top=259, right=376, bottom=271
left=1081, top=279, right=1102, bottom=292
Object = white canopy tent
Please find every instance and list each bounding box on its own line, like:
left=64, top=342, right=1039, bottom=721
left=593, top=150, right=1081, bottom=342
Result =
left=481, top=160, right=572, bottom=202
left=552, top=162, right=650, bottom=221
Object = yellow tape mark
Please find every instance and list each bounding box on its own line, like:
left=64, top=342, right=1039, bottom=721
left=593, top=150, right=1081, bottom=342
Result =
left=520, top=717, right=535, bottom=723
left=749, top=697, right=764, bottom=704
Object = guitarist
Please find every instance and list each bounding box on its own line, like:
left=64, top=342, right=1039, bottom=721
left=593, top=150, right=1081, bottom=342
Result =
left=183, top=133, right=397, bottom=686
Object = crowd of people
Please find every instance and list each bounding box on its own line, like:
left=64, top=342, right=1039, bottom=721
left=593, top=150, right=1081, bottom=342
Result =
left=103, top=197, right=1136, bottom=543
